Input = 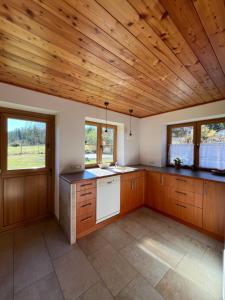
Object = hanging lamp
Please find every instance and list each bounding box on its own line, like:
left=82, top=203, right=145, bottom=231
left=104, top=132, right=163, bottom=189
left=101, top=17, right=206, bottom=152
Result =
left=129, top=109, right=133, bottom=136
left=104, top=101, right=109, bottom=132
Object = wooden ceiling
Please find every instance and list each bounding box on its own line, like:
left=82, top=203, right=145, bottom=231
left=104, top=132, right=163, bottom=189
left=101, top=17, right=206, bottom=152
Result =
left=0, top=0, right=225, bottom=117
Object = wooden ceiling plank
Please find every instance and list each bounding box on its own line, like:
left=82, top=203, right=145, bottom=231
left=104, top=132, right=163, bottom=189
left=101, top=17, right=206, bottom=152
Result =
left=0, top=63, right=149, bottom=117
left=65, top=0, right=202, bottom=103
left=3, top=0, right=197, bottom=106
left=32, top=0, right=196, bottom=107
left=96, top=0, right=212, bottom=102
left=1, top=39, right=167, bottom=112
left=128, top=0, right=222, bottom=100
left=160, top=0, right=225, bottom=96
left=0, top=52, right=162, bottom=114
left=1, top=31, right=178, bottom=111
left=193, top=0, right=225, bottom=75
left=0, top=5, right=190, bottom=110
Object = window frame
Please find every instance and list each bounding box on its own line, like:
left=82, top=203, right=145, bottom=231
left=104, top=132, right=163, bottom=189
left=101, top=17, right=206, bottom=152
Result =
left=167, top=117, right=225, bottom=170
left=85, top=121, right=117, bottom=168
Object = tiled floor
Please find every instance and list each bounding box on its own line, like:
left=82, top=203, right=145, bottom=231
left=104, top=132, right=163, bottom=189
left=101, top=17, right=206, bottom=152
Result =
left=0, top=207, right=223, bottom=300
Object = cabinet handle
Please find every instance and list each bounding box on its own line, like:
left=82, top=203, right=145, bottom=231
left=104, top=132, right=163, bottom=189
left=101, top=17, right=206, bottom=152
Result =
left=81, top=192, right=92, bottom=197
left=81, top=216, right=92, bottom=222
left=161, top=175, right=164, bottom=185
left=176, top=178, right=186, bottom=182
left=175, top=191, right=186, bottom=196
left=81, top=203, right=92, bottom=208
left=175, top=203, right=186, bottom=208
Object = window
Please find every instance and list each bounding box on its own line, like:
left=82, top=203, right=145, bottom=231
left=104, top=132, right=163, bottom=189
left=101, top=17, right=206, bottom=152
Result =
left=85, top=121, right=117, bottom=166
left=168, top=125, right=194, bottom=166
left=7, top=118, right=46, bottom=170
left=167, top=118, right=225, bottom=169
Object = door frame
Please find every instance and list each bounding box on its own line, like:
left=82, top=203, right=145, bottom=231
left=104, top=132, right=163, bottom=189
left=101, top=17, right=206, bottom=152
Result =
left=0, top=106, right=55, bottom=232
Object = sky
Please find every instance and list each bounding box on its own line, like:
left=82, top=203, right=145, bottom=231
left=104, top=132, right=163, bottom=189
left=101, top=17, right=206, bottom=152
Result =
left=7, top=118, right=46, bottom=132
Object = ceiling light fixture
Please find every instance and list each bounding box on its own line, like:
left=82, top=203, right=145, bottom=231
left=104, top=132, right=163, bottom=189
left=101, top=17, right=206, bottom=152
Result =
left=129, top=109, right=133, bottom=136
left=104, top=101, right=109, bottom=133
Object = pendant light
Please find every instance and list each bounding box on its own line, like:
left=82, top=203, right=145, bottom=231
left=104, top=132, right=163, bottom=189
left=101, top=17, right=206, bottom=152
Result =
left=104, top=101, right=109, bottom=132
left=129, top=109, right=133, bottom=136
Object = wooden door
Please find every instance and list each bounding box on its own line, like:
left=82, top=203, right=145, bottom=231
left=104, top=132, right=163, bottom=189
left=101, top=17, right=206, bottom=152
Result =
left=0, top=108, right=55, bottom=230
left=203, top=180, right=225, bottom=238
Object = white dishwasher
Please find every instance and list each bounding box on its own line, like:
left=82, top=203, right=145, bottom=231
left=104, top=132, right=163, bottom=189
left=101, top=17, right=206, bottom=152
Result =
left=96, top=175, right=120, bottom=224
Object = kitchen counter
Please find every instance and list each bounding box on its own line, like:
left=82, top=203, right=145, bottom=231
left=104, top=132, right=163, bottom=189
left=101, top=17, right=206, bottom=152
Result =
left=60, top=165, right=225, bottom=184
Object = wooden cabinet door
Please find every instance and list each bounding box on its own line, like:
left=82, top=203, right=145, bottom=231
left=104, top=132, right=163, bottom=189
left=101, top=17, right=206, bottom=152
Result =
left=203, top=181, right=225, bottom=238
left=120, top=178, right=132, bottom=215
left=145, top=172, right=161, bottom=209
left=132, top=176, right=145, bottom=210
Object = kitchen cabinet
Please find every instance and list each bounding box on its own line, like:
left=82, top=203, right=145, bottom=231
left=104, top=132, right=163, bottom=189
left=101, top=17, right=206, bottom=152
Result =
left=146, top=172, right=203, bottom=228
left=121, top=171, right=145, bottom=214
left=76, top=180, right=96, bottom=238
left=203, top=180, right=225, bottom=238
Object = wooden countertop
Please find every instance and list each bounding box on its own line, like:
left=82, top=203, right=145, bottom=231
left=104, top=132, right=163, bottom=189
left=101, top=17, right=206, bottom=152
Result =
left=60, top=165, right=225, bottom=184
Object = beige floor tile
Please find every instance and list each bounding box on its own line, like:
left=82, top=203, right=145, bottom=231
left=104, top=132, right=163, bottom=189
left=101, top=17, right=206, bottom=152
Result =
left=0, top=274, right=13, bottom=300
left=14, top=272, right=64, bottom=300
left=14, top=227, right=53, bottom=293
left=77, top=281, right=114, bottom=300
left=139, top=231, right=185, bottom=269
left=53, top=246, right=99, bottom=300
left=99, top=223, right=134, bottom=250
left=156, top=269, right=217, bottom=300
left=43, top=220, right=73, bottom=259
left=120, top=240, right=169, bottom=286
left=88, top=243, right=137, bottom=296
left=175, top=251, right=223, bottom=299
left=116, top=216, right=148, bottom=240
left=116, top=274, right=164, bottom=300
left=78, top=231, right=108, bottom=256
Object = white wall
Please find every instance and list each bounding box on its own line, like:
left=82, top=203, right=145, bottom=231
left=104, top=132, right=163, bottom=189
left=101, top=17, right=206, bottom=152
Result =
left=0, top=82, right=140, bottom=217
left=140, top=100, right=225, bottom=167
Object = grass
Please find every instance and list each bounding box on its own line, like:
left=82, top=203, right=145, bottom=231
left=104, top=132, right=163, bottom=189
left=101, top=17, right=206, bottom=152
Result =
left=8, top=145, right=46, bottom=170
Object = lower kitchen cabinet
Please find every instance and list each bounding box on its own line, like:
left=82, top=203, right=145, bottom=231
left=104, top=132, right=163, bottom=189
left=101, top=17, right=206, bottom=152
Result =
left=121, top=171, right=145, bottom=214
left=203, top=180, right=225, bottom=238
left=146, top=172, right=203, bottom=228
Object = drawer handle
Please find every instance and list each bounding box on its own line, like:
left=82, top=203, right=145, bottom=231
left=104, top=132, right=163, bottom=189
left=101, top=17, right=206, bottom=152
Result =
left=107, top=181, right=113, bottom=184
left=175, top=191, right=187, bottom=196
left=176, top=178, right=186, bottom=182
left=80, top=183, right=93, bottom=187
left=81, top=216, right=92, bottom=222
left=81, top=203, right=92, bottom=208
left=80, top=192, right=92, bottom=197
left=175, top=203, right=186, bottom=208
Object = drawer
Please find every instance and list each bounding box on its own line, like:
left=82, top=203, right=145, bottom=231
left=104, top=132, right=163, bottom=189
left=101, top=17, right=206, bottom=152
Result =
left=76, top=180, right=96, bottom=192
left=76, top=198, right=96, bottom=216
left=174, top=201, right=203, bottom=228
left=163, top=175, right=203, bottom=194
left=121, top=171, right=145, bottom=181
left=76, top=214, right=95, bottom=235
left=77, top=188, right=96, bottom=203
left=170, top=189, right=203, bottom=208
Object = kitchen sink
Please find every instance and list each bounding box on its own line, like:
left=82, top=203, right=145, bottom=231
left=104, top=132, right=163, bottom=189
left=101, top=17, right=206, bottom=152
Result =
left=109, top=166, right=137, bottom=173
